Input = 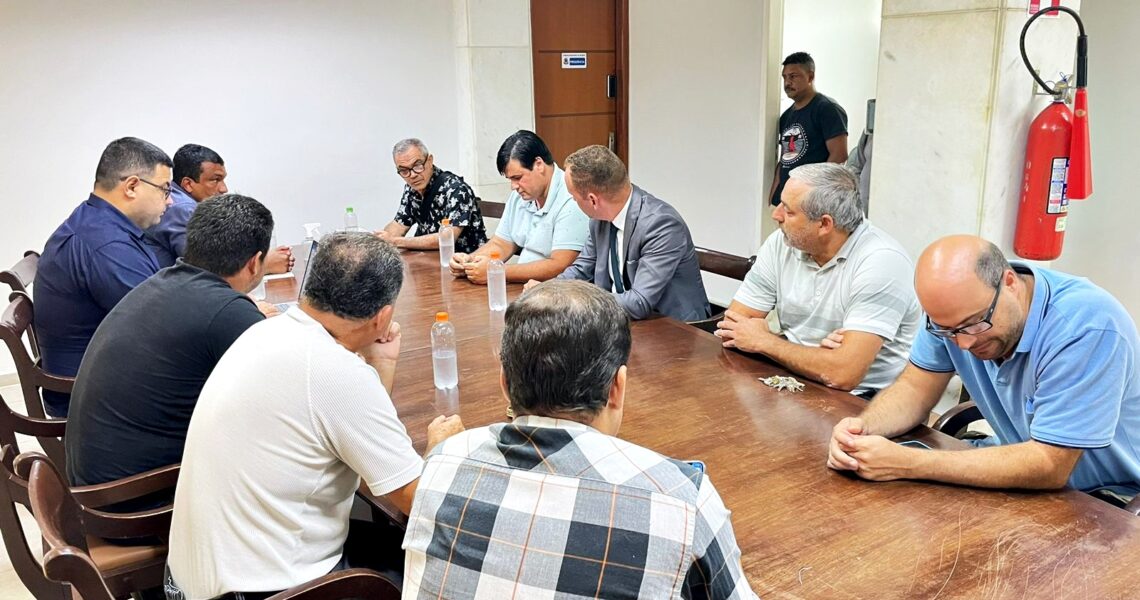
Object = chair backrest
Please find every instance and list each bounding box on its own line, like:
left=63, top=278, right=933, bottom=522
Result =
left=1, top=292, right=72, bottom=418
left=22, top=452, right=115, bottom=600
left=0, top=251, right=39, bottom=296
left=478, top=199, right=506, bottom=220
left=0, top=445, right=69, bottom=600
left=267, top=568, right=401, bottom=600
left=695, top=247, right=755, bottom=281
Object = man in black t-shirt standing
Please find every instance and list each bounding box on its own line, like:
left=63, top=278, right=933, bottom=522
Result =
left=768, top=52, right=849, bottom=206
left=66, top=194, right=277, bottom=488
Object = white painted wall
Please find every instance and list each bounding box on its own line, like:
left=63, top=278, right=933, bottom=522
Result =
left=628, top=0, right=771, bottom=305
left=0, top=0, right=459, bottom=265
left=1053, top=2, right=1140, bottom=322
left=781, top=0, right=883, bottom=148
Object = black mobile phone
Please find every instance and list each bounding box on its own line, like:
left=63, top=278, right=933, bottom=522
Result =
left=898, top=440, right=932, bottom=450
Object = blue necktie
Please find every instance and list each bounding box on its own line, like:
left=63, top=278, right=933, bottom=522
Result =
left=609, top=223, right=625, bottom=294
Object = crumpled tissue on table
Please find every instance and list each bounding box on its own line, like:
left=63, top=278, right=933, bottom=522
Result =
left=759, top=375, right=805, bottom=392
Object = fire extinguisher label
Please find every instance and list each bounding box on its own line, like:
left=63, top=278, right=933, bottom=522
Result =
left=1055, top=216, right=1067, bottom=232
left=1047, top=157, right=1070, bottom=214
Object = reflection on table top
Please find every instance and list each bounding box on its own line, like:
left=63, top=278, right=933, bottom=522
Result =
left=271, top=249, right=1140, bottom=598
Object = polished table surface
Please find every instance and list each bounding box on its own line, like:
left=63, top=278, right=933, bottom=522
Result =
left=269, top=250, right=1140, bottom=599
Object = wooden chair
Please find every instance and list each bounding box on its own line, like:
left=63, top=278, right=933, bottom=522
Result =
left=689, top=247, right=756, bottom=333
left=266, top=569, right=401, bottom=600
left=18, top=450, right=177, bottom=599
left=932, top=400, right=983, bottom=439
left=478, top=199, right=506, bottom=220
left=1, top=291, right=71, bottom=418
left=0, top=250, right=39, bottom=296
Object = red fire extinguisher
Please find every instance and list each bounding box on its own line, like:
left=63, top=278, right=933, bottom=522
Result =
left=1013, top=5, right=1092, bottom=261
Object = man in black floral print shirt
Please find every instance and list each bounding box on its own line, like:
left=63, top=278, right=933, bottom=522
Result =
left=377, top=138, right=487, bottom=253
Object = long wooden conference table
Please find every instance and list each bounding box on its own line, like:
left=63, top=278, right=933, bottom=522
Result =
left=269, top=249, right=1140, bottom=599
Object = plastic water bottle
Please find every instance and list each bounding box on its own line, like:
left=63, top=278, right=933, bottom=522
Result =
left=488, top=250, right=507, bottom=311
left=431, top=312, right=458, bottom=389
left=344, top=207, right=359, bottom=232
left=439, top=218, right=454, bottom=267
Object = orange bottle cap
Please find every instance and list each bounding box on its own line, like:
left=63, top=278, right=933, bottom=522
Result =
left=441, top=218, right=451, bottom=226
left=490, top=250, right=501, bottom=260
left=435, top=311, right=449, bottom=322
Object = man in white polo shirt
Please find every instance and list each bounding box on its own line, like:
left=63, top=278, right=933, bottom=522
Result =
left=166, top=233, right=463, bottom=599
left=715, top=163, right=920, bottom=397
left=448, top=130, right=589, bottom=284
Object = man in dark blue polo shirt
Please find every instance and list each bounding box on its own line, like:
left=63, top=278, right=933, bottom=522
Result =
left=145, top=143, right=293, bottom=273
left=34, top=137, right=173, bottom=417
left=67, top=194, right=274, bottom=488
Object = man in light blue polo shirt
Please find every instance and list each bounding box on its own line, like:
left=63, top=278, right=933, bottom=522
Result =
left=448, top=130, right=588, bottom=284
left=828, top=235, right=1140, bottom=501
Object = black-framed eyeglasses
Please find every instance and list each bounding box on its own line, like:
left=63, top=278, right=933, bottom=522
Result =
left=396, top=159, right=428, bottom=178
left=123, top=175, right=172, bottom=199
left=925, top=284, right=1001, bottom=338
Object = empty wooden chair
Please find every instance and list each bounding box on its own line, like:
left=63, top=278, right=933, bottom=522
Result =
left=1, top=291, right=71, bottom=418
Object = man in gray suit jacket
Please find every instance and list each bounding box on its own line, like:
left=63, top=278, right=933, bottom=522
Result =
left=526, top=145, right=709, bottom=321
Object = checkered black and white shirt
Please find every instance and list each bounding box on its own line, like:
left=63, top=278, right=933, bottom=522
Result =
left=403, top=416, right=758, bottom=599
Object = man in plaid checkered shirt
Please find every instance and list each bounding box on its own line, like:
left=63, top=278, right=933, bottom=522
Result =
left=403, top=280, right=758, bottom=599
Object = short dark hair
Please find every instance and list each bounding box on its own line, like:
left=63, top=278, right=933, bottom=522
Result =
left=173, top=144, right=225, bottom=184
left=782, top=51, right=816, bottom=73
left=975, top=241, right=1011, bottom=289
left=500, top=280, right=631, bottom=418
left=93, top=137, right=172, bottom=190
left=303, top=233, right=404, bottom=320
left=496, top=130, right=554, bottom=174
left=183, top=194, right=274, bottom=277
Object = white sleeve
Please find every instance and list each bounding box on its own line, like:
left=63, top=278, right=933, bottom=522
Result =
left=731, top=231, right=784, bottom=313
left=312, top=361, right=423, bottom=496
left=842, top=248, right=917, bottom=341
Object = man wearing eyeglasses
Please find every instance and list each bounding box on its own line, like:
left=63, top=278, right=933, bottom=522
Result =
left=828, top=235, right=1140, bottom=501
left=34, top=136, right=173, bottom=417
left=377, top=138, right=487, bottom=253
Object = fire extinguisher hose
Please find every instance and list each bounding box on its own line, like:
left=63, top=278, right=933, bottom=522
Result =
left=1020, top=6, right=1088, bottom=94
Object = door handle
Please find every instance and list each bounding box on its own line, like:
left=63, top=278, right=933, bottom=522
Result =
left=608, top=131, right=616, bottom=152
left=606, top=74, right=617, bottom=99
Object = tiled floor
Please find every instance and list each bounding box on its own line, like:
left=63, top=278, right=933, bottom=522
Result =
left=0, top=383, right=44, bottom=600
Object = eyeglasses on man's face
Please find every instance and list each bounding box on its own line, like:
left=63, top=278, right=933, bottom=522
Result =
left=396, top=158, right=429, bottom=178
left=125, top=175, right=172, bottom=199
left=925, top=283, right=1001, bottom=338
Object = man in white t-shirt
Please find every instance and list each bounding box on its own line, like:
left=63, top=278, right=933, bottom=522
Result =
left=166, top=233, right=463, bottom=599
left=715, top=163, right=920, bottom=397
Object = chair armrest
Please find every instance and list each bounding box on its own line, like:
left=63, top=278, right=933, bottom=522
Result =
left=355, top=485, right=408, bottom=530
left=80, top=505, right=173, bottom=540
left=72, top=464, right=180, bottom=509
left=268, top=568, right=400, bottom=600
left=1124, top=495, right=1140, bottom=516
left=687, top=312, right=725, bottom=335
left=932, top=401, right=983, bottom=439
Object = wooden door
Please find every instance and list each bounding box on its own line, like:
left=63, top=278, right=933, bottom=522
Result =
left=531, top=0, right=629, bottom=166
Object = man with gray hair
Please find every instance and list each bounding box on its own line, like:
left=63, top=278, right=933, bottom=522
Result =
left=166, top=233, right=464, bottom=599
left=377, top=137, right=487, bottom=253
left=530, top=144, right=709, bottom=321
left=403, top=280, right=757, bottom=599
left=716, top=162, right=919, bottom=397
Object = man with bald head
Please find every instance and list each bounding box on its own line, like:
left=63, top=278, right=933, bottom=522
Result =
left=828, top=235, right=1140, bottom=501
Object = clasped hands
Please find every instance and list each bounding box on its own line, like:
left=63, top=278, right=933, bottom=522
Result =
left=448, top=252, right=492, bottom=284
left=827, top=417, right=924, bottom=482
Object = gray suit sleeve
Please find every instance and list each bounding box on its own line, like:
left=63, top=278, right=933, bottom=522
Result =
left=556, top=222, right=598, bottom=281
left=616, top=214, right=687, bottom=320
